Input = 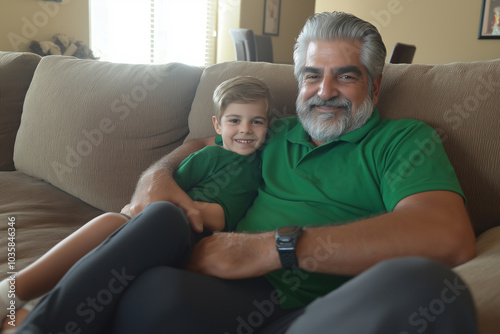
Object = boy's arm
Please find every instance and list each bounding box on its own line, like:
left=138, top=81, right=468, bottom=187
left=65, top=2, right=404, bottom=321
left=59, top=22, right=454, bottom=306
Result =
left=122, top=136, right=216, bottom=231
left=192, top=201, right=225, bottom=232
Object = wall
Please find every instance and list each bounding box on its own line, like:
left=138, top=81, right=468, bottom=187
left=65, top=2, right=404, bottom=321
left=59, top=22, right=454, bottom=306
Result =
left=0, top=0, right=314, bottom=64
left=217, top=0, right=315, bottom=64
left=1, top=0, right=311, bottom=64
left=0, top=0, right=89, bottom=52
left=2, top=1, right=497, bottom=64
left=315, top=0, right=499, bottom=64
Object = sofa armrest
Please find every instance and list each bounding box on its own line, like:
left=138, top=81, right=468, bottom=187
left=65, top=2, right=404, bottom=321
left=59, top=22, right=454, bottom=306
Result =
left=0, top=52, right=41, bottom=171
left=453, top=225, right=500, bottom=334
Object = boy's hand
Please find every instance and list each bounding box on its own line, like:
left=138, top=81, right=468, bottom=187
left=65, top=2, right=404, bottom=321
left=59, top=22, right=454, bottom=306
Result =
left=178, top=202, right=204, bottom=233
left=192, top=201, right=225, bottom=232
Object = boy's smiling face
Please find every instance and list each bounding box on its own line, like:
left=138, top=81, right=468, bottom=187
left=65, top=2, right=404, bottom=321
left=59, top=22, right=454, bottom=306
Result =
left=212, top=99, right=270, bottom=156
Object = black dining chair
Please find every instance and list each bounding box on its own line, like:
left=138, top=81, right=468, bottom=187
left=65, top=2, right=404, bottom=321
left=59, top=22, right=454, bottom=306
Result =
left=389, top=43, right=416, bottom=64
left=229, top=29, right=273, bottom=63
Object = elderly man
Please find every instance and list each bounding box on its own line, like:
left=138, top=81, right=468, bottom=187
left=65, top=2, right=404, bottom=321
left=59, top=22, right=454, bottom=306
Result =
left=119, top=11, right=477, bottom=333
left=18, top=12, right=477, bottom=334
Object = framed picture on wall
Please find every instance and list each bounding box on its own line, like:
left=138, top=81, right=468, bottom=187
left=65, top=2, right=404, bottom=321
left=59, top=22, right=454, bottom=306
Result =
left=263, top=0, right=281, bottom=36
left=479, top=0, right=500, bottom=39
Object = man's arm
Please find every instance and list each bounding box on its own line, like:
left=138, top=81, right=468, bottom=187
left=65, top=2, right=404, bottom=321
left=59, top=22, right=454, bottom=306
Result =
left=186, top=190, right=476, bottom=279
left=122, top=136, right=216, bottom=231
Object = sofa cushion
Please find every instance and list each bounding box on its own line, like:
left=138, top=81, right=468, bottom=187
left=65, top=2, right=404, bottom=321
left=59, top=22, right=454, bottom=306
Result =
left=454, top=225, right=500, bottom=334
left=0, top=52, right=41, bottom=171
left=185, top=61, right=298, bottom=141
left=187, top=60, right=500, bottom=235
left=0, top=171, right=103, bottom=273
left=14, top=56, right=203, bottom=213
left=379, top=60, right=500, bottom=235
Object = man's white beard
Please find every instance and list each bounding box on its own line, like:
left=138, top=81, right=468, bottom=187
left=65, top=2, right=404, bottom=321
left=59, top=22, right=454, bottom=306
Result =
left=296, top=95, right=374, bottom=143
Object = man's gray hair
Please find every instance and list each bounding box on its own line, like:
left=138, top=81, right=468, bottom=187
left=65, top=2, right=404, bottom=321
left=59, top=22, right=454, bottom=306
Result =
left=293, top=12, right=386, bottom=85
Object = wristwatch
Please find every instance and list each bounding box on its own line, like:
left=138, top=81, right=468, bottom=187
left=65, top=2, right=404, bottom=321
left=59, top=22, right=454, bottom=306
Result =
left=275, top=225, right=303, bottom=270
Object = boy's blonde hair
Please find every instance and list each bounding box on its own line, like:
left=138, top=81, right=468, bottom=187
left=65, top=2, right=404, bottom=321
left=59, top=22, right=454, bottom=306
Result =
left=213, top=76, right=274, bottom=122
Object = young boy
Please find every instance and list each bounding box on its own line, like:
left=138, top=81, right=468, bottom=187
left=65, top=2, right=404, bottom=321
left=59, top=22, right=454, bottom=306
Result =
left=1, top=76, right=273, bottom=331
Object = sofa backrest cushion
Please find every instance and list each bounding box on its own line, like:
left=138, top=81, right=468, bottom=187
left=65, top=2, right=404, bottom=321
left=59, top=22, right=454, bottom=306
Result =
left=378, top=60, right=500, bottom=235
left=185, top=61, right=298, bottom=142
left=14, top=56, right=203, bottom=212
left=188, top=60, right=499, bottom=235
left=0, top=52, right=41, bottom=171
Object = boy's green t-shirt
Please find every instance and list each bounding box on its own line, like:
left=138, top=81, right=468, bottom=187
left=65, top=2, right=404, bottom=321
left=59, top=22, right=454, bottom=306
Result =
left=174, top=143, right=262, bottom=231
left=236, top=109, right=464, bottom=309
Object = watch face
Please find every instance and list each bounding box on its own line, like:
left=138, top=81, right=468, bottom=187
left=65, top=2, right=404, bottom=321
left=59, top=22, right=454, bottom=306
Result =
left=276, top=226, right=303, bottom=248
left=278, top=225, right=301, bottom=236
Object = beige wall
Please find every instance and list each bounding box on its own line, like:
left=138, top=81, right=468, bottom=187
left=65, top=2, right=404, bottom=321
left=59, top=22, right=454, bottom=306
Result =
left=1, top=0, right=312, bottom=64
left=2, top=1, right=497, bottom=64
left=0, top=0, right=89, bottom=52
left=315, top=0, right=499, bottom=64
left=217, top=0, right=315, bottom=64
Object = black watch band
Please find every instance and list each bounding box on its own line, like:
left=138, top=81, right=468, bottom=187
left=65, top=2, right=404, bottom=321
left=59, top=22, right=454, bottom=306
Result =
left=278, top=249, right=299, bottom=270
left=275, top=226, right=303, bottom=270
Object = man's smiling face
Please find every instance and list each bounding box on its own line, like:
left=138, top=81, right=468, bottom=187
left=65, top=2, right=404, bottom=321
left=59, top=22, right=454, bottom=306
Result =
left=296, top=40, right=382, bottom=146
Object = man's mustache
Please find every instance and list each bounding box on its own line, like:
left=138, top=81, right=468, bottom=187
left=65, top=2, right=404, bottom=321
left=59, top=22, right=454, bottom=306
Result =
left=304, top=96, right=352, bottom=112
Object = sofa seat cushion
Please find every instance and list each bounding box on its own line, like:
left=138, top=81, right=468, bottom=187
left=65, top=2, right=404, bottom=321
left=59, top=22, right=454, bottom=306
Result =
left=0, top=52, right=41, bottom=171
left=14, top=56, right=203, bottom=212
left=454, top=226, right=500, bottom=334
left=0, top=171, right=103, bottom=274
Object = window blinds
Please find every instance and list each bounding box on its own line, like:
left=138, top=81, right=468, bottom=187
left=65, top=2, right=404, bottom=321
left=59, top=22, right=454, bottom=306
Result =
left=90, top=0, right=218, bottom=66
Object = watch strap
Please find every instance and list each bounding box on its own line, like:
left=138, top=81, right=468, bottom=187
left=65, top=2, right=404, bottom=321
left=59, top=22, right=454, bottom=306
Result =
left=278, top=249, right=299, bottom=270
left=275, top=226, right=303, bottom=270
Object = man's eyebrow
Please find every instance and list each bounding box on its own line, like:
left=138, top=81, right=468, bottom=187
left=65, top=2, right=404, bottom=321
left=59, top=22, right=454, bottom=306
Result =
left=302, top=67, right=322, bottom=75
left=334, top=65, right=363, bottom=77
left=301, top=65, right=363, bottom=77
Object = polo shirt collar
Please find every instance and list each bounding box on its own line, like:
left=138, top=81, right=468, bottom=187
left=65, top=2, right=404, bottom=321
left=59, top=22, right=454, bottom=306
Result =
left=287, top=107, right=381, bottom=147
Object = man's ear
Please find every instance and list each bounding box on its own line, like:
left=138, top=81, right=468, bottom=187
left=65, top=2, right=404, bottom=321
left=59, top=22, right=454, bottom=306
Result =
left=212, top=116, right=223, bottom=135
left=371, top=75, right=383, bottom=106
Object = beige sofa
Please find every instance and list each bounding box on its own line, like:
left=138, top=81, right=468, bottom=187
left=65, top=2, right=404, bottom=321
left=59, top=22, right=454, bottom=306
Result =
left=0, top=51, right=499, bottom=333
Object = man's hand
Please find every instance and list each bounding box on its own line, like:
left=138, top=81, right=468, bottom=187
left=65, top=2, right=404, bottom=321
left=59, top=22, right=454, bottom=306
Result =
left=120, top=170, right=204, bottom=232
left=185, top=232, right=281, bottom=279
left=121, top=169, right=177, bottom=217
left=120, top=137, right=215, bottom=231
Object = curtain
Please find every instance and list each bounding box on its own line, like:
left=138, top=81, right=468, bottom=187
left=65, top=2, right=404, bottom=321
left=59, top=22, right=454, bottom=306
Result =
left=89, top=0, right=218, bottom=66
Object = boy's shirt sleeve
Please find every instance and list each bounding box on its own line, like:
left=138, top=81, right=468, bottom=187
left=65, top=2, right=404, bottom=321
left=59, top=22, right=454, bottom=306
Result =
left=174, top=136, right=221, bottom=191
left=174, top=149, right=212, bottom=192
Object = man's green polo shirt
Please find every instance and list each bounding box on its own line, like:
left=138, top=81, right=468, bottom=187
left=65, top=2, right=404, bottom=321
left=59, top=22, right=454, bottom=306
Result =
left=236, top=108, right=464, bottom=309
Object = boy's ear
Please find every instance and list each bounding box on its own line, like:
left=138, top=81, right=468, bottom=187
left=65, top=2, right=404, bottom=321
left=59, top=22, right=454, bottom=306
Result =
left=212, top=116, right=223, bottom=135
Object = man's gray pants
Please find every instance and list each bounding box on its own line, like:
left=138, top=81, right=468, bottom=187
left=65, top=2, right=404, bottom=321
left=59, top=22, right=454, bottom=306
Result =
left=281, top=256, right=477, bottom=334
